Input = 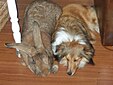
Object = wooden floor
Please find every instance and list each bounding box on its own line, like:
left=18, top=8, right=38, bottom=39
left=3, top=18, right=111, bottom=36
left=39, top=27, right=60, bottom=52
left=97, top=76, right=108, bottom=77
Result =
left=0, top=0, right=113, bottom=85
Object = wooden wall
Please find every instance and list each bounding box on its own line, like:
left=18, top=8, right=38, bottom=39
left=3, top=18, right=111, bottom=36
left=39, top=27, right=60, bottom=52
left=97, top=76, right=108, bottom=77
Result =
left=95, top=0, right=113, bottom=46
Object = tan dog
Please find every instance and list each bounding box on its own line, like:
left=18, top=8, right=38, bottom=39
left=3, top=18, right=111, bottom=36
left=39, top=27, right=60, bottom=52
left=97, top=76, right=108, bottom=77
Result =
left=52, top=4, right=99, bottom=76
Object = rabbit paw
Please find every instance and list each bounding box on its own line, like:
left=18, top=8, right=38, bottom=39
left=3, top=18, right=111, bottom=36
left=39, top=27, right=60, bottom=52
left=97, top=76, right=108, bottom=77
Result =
left=51, top=65, right=59, bottom=73
left=16, top=50, right=22, bottom=58
left=20, top=60, right=27, bottom=66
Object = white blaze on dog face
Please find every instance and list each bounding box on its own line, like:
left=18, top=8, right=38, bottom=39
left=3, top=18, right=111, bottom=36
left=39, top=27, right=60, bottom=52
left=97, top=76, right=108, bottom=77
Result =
left=65, top=53, right=87, bottom=76
left=66, top=54, right=82, bottom=76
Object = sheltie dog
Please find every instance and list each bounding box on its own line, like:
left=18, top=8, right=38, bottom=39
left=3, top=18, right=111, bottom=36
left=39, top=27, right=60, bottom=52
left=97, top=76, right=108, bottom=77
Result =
left=52, top=4, right=99, bottom=76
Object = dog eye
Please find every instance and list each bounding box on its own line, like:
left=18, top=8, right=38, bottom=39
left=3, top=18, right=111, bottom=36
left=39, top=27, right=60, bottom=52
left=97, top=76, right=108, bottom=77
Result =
left=67, top=58, right=69, bottom=61
left=74, top=60, right=77, bottom=62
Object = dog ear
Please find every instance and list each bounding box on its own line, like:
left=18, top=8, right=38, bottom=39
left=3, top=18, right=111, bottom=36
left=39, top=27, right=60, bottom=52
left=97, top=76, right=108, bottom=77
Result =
left=55, top=43, right=66, bottom=54
left=83, top=43, right=95, bottom=60
left=5, top=43, right=37, bottom=57
left=55, top=43, right=68, bottom=58
left=88, top=58, right=95, bottom=65
left=56, top=45, right=61, bottom=53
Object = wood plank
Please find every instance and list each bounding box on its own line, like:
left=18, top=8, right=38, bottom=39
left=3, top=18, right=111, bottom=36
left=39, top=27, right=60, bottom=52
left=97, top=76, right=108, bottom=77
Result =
left=0, top=0, right=113, bottom=85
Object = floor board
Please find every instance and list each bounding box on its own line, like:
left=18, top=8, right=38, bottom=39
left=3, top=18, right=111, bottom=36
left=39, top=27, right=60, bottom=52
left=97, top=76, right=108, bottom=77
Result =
left=0, top=0, right=113, bottom=85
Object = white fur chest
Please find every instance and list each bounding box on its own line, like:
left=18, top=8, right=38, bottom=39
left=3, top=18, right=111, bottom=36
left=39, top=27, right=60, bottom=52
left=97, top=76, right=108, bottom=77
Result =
left=52, top=27, right=86, bottom=55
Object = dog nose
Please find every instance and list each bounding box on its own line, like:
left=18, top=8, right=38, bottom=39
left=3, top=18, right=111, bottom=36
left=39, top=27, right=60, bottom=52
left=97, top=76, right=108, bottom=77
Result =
left=67, top=71, right=72, bottom=76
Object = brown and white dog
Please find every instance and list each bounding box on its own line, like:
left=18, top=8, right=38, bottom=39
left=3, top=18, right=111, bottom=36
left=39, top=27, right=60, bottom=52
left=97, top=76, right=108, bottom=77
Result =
left=52, top=4, right=99, bottom=76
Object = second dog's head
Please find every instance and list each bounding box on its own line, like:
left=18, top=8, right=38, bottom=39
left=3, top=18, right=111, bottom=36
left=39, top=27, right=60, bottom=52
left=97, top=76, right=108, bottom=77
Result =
left=55, top=41, right=95, bottom=76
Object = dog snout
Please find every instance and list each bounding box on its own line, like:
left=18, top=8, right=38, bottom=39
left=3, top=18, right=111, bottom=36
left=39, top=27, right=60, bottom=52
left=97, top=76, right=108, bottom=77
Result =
left=67, top=71, right=73, bottom=76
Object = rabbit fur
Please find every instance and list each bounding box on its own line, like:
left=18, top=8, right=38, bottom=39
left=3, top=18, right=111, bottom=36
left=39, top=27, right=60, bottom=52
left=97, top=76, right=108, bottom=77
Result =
left=5, top=0, right=62, bottom=76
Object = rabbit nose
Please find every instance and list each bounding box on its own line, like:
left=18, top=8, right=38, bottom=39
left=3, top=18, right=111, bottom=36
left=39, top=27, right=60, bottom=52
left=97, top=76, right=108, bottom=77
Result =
left=42, top=70, right=50, bottom=76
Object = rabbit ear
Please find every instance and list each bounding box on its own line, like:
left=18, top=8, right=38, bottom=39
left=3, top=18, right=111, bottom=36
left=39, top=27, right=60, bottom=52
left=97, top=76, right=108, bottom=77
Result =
left=5, top=43, right=37, bottom=57
left=33, top=21, right=45, bottom=50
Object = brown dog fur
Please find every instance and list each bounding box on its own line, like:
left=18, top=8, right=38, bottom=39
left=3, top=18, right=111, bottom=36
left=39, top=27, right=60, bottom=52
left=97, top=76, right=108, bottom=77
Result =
left=52, top=4, right=99, bottom=76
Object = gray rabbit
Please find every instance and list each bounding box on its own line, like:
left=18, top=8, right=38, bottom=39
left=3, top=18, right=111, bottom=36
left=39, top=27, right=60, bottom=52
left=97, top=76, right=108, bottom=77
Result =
left=5, top=0, right=62, bottom=76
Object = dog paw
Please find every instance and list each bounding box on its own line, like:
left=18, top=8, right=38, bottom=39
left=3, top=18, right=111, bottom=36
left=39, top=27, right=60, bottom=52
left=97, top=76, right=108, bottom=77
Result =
left=51, top=65, right=59, bottom=73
